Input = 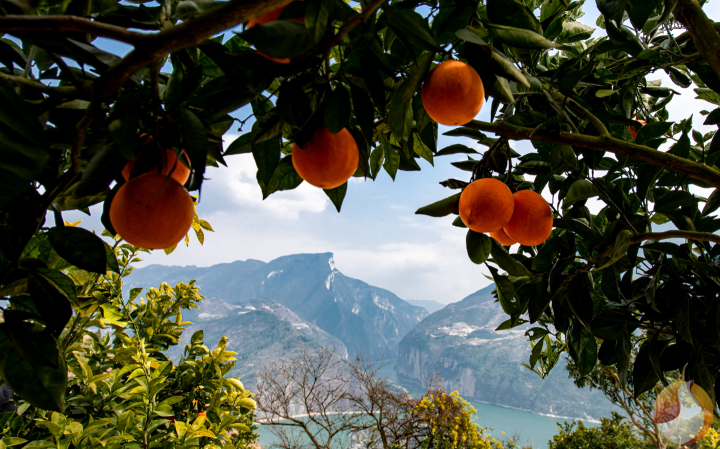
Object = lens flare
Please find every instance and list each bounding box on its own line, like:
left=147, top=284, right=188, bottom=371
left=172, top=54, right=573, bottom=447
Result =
left=654, top=380, right=713, bottom=445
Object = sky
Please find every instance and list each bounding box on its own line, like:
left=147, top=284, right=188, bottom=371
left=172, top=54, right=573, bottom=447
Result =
left=57, top=1, right=720, bottom=305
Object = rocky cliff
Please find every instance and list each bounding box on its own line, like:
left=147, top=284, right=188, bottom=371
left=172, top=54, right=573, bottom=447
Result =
left=397, top=285, right=617, bottom=421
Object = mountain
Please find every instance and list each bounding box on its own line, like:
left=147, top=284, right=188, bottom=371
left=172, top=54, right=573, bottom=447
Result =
left=168, top=297, right=348, bottom=385
left=126, top=253, right=428, bottom=359
left=397, top=285, right=617, bottom=421
left=405, top=299, right=446, bottom=314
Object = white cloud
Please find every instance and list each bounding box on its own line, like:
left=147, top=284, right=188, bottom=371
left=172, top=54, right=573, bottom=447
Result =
left=219, top=135, right=328, bottom=220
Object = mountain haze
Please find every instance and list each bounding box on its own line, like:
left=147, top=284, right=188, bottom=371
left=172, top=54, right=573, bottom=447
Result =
left=405, top=299, right=446, bottom=314
left=127, top=253, right=428, bottom=359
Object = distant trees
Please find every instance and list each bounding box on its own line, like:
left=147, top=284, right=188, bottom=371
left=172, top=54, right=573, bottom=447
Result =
left=548, top=413, right=654, bottom=449
left=255, top=347, right=513, bottom=449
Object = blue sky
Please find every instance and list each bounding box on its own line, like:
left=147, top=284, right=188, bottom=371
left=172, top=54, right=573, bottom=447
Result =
left=58, top=1, right=720, bottom=304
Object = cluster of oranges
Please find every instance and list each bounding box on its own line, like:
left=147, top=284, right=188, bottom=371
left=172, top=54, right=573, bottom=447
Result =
left=109, top=136, right=194, bottom=250
left=459, top=178, right=553, bottom=247
left=108, top=7, right=554, bottom=251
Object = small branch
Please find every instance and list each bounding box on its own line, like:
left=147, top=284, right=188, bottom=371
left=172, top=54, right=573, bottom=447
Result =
left=0, top=70, right=78, bottom=95
left=0, top=15, right=152, bottom=46
left=550, top=90, right=610, bottom=137
left=463, top=119, right=720, bottom=188
left=674, top=21, right=720, bottom=44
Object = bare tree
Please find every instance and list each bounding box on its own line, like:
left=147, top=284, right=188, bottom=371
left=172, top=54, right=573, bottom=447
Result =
left=255, top=347, right=362, bottom=449
left=256, top=348, right=498, bottom=449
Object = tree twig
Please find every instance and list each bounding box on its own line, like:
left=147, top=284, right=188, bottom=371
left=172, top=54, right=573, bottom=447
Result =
left=0, top=15, right=152, bottom=46
left=0, top=70, right=78, bottom=95
left=463, top=119, right=720, bottom=188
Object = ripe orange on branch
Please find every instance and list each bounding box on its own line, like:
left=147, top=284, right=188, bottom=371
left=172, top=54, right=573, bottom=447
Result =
left=109, top=173, right=194, bottom=249
left=122, top=137, right=191, bottom=185
left=292, top=127, right=359, bottom=189
left=421, top=60, right=485, bottom=126
left=458, top=178, right=514, bottom=233
left=503, top=190, right=553, bottom=246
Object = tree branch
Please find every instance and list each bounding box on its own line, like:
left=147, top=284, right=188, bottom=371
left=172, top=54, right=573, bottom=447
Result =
left=0, top=15, right=153, bottom=46
left=96, top=0, right=292, bottom=98
left=673, top=0, right=720, bottom=81
left=463, top=119, right=720, bottom=188
left=674, top=20, right=720, bottom=44
left=0, top=70, right=78, bottom=95
left=630, top=230, right=720, bottom=245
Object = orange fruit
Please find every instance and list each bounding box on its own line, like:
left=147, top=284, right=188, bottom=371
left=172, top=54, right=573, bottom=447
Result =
left=109, top=173, right=194, bottom=249
left=628, top=120, right=646, bottom=140
left=503, top=190, right=553, bottom=246
left=122, top=138, right=191, bottom=185
left=292, top=127, right=359, bottom=189
left=490, top=228, right=516, bottom=246
left=458, top=179, right=514, bottom=233
left=247, top=2, right=304, bottom=64
left=421, top=60, right=485, bottom=126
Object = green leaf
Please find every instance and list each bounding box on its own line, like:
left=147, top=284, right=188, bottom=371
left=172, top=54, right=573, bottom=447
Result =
left=549, top=144, right=578, bottom=172
left=490, top=240, right=532, bottom=276
left=432, top=0, right=476, bottom=44
left=266, top=157, right=303, bottom=198
left=414, top=193, right=461, bottom=217
left=597, top=229, right=632, bottom=270
left=253, top=135, right=281, bottom=189
left=487, top=24, right=556, bottom=49
left=324, top=86, right=351, bottom=135
left=48, top=227, right=108, bottom=274
left=388, top=82, right=413, bottom=142
left=563, top=180, right=599, bottom=208
left=384, top=6, right=439, bottom=51
left=675, top=294, right=692, bottom=344
left=627, top=0, right=657, bottom=30
left=555, top=22, right=595, bottom=44
left=0, top=80, right=50, bottom=208
left=369, top=145, right=385, bottom=180
left=305, top=0, right=334, bottom=43
left=191, top=330, right=204, bottom=344
left=381, top=135, right=400, bottom=181
left=0, top=323, right=67, bottom=412
left=413, top=133, right=434, bottom=165
left=567, top=320, right=597, bottom=376
left=181, top=108, right=209, bottom=190
left=324, top=182, right=347, bottom=212
left=701, top=190, right=720, bottom=219
left=632, top=341, right=660, bottom=397
left=108, top=90, right=141, bottom=160
left=241, top=21, right=315, bottom=59
left=635, top=121, right=673, bottom=144
left=225, top=133, right=254, bottom=156
left=436, top=144, right=479, bottom=156
left=466, top=231, right=491, bottom=264
left=34, top=268, right=77, bottom=306
left=27, top=272, right=72, bottom=335
left=488, top=265, right=524, bottom=315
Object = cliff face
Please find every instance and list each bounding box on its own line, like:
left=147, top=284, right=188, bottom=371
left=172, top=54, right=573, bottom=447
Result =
left=126, top=253, right=428, bottom=359
left=397, top=286, right=617, bottom=421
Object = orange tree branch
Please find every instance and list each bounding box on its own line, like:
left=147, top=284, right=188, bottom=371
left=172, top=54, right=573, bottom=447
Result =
left=673, top=0, right=720, bottom=80
left=95, top=0, right=291, bottom=98
left=630, top=230, right=720, bottom=245
left=0, top=15, right=152, bottom=46
left=463, top=119, right=720, bottom=188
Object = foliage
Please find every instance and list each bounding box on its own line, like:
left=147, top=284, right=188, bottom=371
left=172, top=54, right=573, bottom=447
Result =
left=2, top=0, right=720, bottom=414
left=548, top=412, right=654, bottom=449
left=413, top=389, right=506, bottom=449
left=0, top=231, right=257, bottom=448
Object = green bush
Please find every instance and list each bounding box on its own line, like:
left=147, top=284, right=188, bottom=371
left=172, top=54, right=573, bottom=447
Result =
left=0, top=231, right=258, bottom=449
left=548, top=412, right=653, bottom=449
